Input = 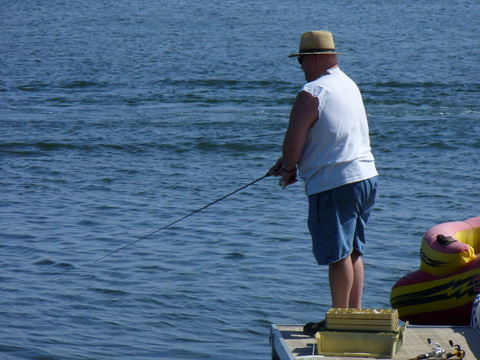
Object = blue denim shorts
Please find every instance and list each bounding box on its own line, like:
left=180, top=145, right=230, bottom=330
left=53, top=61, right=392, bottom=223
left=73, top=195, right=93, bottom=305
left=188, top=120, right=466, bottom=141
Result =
left=307, top=177, right=378, bottom=265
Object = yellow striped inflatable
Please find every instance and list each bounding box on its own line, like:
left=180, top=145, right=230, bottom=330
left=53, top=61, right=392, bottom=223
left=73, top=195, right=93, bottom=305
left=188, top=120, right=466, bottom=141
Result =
left=390, top=216, right=480, bottom=325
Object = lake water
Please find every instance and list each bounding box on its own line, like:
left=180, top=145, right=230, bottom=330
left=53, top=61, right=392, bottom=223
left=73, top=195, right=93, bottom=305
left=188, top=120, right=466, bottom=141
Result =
left=1, top=0, right=479, bottom=359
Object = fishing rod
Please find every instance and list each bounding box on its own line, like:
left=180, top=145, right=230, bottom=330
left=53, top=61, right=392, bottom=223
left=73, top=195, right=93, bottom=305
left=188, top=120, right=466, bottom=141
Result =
left=409, top=338, right=465, bottom=360
left=94, top=173, right=271, bottom=263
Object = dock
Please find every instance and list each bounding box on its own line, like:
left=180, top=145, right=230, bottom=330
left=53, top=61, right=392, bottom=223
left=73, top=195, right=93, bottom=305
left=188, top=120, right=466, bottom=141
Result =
left=270, top=324, right=480, bottom=360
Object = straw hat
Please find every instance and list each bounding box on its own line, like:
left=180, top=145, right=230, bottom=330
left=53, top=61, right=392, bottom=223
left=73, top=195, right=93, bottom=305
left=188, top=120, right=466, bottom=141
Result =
left=288, top=30, right=346, bottom=57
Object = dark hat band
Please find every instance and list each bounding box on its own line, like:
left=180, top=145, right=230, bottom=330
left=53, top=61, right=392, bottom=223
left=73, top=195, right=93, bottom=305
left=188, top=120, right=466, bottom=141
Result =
left=299, top=48, right=336, bottom=53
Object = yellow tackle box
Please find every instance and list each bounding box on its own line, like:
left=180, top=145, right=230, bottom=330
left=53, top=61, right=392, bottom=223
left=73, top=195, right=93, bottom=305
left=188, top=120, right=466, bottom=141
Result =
left=316, top=308, right=406, bottom=358
left=326, top=308, right=399, bottom=332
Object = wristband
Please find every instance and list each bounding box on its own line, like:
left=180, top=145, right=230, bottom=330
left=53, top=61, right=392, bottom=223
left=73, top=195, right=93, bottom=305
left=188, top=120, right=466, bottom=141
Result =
left=282, top=167, right=296, bottom=173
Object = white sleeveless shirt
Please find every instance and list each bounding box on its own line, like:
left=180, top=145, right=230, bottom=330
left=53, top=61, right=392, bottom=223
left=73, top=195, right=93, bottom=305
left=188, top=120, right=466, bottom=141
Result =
left=298, top=67, right=378, bottom=195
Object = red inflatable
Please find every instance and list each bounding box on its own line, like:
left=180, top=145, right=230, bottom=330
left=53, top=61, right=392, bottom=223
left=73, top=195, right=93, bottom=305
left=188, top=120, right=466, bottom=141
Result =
left=390, top=216, right=480, bottom=325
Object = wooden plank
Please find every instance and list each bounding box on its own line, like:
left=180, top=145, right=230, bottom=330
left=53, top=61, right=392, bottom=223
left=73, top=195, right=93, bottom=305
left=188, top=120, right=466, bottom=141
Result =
left=270, top=324, right=480, bottom=360
left=270, top=325, right=297, bottom=360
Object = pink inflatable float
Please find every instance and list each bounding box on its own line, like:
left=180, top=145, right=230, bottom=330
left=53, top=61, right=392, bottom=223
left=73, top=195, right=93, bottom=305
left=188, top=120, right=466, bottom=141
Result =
left=391, top=216, right=480, bottom=325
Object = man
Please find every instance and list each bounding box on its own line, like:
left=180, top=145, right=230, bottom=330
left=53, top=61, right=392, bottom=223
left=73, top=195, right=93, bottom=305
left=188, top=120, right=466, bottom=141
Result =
left=268, top=31, right=378, bottom=334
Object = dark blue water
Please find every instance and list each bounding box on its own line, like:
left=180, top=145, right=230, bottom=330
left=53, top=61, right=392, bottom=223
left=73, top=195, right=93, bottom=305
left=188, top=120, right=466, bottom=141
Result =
left=1, top=1, right=479, bottom=359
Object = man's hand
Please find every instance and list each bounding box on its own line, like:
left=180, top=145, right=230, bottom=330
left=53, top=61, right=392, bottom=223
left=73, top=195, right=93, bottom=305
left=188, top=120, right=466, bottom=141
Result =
left=279, top=167, right=297, bottom=189
left=268, top=157, right=298, bottom=188
left=268, top=157, right=283, bottom=176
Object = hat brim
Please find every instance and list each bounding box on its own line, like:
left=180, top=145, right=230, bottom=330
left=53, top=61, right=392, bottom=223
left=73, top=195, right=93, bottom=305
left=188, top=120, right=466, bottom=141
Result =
left=288, top=51, right=347, bottom=57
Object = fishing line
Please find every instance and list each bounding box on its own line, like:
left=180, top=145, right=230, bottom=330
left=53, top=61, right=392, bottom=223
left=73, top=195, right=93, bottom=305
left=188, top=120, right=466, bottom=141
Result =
left=94, top=173, right=271, bottom=263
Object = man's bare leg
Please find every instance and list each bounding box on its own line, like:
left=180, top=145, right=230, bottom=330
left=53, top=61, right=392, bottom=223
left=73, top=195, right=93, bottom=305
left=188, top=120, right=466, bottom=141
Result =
left=329, top=251, right=364, bottom=308
left=349, top=251, right=364, bottom=308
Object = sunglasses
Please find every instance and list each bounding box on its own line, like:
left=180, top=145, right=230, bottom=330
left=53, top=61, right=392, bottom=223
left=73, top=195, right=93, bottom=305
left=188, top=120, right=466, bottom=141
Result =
left=297, top=56, right=304, bottom=65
